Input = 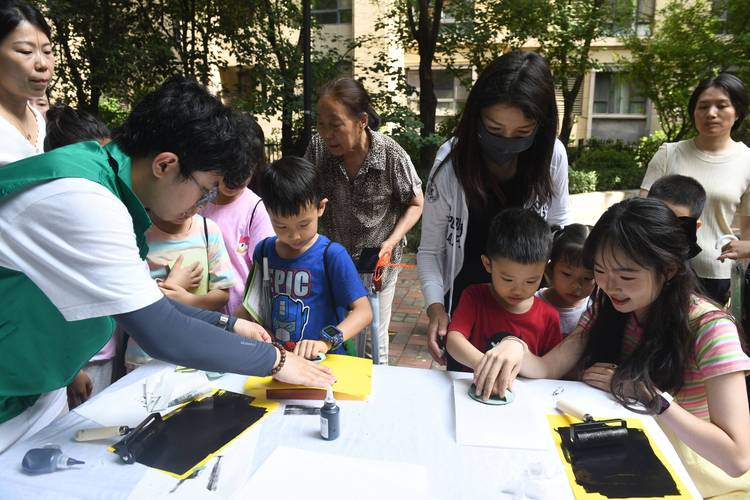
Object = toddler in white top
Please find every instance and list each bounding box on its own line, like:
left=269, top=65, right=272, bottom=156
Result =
left=536, top=224, right=594, bottom=336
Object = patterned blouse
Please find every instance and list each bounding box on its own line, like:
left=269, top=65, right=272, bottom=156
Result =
left=305, top=129, right=422, bottom=286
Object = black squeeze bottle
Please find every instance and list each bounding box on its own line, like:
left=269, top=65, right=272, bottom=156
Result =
left=320, top=386, right=340, bottom=440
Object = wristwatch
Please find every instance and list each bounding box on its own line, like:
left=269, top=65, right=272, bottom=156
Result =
left=651, top=391, right=674, bottom=415
left=321, top=325, right=344, bottom=351
left=215, top=314, right=232, bottom=330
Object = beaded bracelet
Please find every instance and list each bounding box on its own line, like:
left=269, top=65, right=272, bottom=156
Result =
left=270, top=341, right=286, bottom=375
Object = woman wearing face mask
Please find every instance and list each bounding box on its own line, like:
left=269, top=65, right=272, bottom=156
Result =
left=641, top=73, right=750, bottom=306
left=305, top=77, right=424, bottom=364
left=0, top=0, right=54, bottom=166
left=418, top=51, right=570, bottom=368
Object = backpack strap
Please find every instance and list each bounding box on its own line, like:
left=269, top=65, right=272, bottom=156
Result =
left=248, top=198, right=263, bottom=231
left=323, top=239, right=344, bottom=323
left=203, top=215, right=209, bottom=263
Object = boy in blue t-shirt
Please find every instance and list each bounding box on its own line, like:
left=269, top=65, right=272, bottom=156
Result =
left=239, top=156, right=371, bottom=359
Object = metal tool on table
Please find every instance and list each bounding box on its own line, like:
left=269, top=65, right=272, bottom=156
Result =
left=556, top=399, right=628, bottom=449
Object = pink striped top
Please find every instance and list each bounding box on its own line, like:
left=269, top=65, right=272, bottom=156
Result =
left=578, top=295, right=750, bottom=420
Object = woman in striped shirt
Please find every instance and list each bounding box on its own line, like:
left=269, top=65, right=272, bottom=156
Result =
left=476, top=197, right=750, bottom=498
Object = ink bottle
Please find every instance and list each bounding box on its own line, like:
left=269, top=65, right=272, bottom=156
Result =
left=320, top=386, right=340, bottom=441
left=21, top=445, right=85, bottom=475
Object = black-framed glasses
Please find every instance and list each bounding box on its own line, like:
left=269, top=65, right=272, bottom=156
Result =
left=188, top=174, right=218, bottom=208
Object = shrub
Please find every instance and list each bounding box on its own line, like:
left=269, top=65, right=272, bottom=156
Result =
left=568, top=169, right=598, bottom=194
left=634, top=130, right=667, bottom=170
left=571, top=146, right=643, bottom=191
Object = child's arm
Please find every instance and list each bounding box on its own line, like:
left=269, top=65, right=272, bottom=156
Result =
left=338, top=295, right=372, bottom=341
left=159, top=282, right=229, bottom=311
left=293, top=296, right=372, bottom=360
left=188, top=288, right=229, bottom=311
left=470, top=326, right=590, bottom=399
left=445, top=330, right=484, bottom=369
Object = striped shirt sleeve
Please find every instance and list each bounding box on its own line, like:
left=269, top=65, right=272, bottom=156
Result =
left=693, top=309, right=750, bottom=380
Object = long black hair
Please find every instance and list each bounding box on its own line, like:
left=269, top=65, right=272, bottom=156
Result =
left=580, top=197, right=711, bottom=413
left=447, top=51, right=558, bottom=209
left=688, top=73, right=748, bottom=133
left=0, top=0, right=50, bottom=43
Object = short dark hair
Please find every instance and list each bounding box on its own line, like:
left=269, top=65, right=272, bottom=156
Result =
left=485, top=208, right=552, bottom=263
left=112, top=76, right=261, bottom=189
left=317, top=77, right=381, bottom=130
left=550, top=223, right=592, bottom=269
left=688, top=73, right=748, bottom=132
left=448, top=51, right=558, bottom=210
left=259, top=156, right=321, bottom=217
left=43, top=105, right=111, bottom=152
left=648, top=174, right=706, bottom=219
left=0, top=0, right=50, bottom=43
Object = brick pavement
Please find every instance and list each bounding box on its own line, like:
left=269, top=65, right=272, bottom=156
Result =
left=387, top=252, right=445, bottom=370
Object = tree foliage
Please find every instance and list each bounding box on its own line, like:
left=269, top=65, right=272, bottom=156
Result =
left=619, top=0, right=733, bottom=141
left=441, top=0, right=636, bottom=145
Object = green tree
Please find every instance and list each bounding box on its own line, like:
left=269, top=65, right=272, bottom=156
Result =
left=43, top=0, right=174, bottom=114
left=725, top=0, right=750, bottom=83
left=441, top=0, right=635, bottom=146
left=375, top=0, right=445, bottom=173
left=620, top=0, right=732, bottom=141
left=226, top=1, right=353, bottom=155
left=144, top=0, right=240, bottom=87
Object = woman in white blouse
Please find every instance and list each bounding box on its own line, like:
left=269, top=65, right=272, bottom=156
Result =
left=0, top=1, right=54, bottom=166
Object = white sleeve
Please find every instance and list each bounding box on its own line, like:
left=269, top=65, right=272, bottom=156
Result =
left=641, top=143, right=670, bottom=192
left=417, top=142, right=453, bottom=307
left=546, top=139, right=571, bottom=227
left=0, top=178, right=162, bottom=321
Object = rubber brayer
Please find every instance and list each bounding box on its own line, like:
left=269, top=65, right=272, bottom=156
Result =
left=556, top=399, right=628, bottom=449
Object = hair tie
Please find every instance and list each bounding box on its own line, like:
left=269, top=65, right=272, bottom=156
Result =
left=677, top=216, right=702, bottom=259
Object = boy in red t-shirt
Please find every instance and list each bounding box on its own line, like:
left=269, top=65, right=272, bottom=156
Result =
left=446, top=208, right=562, bottom=383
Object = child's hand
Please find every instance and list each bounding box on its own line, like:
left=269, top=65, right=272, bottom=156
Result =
left=233, top=319, right=272, bottom=342
left=473, top=338, right=525, bottom=401
left=67, top=370, right=93, bottom=409
left=293, top=340, right=330, bottom=360
left=165, top=255, right=203, bottom=291
left=158, top=281, right=193, bottom=304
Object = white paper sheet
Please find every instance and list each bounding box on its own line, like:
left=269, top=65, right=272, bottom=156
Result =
left=235, top=447, right=434, bottom=500
left=75, top=368, right=210, bottom=427
left=127, top=422, right=262, bottom=500
left=452, top=375, right=639, bottom=451
left=453, top=377, right=553, bottom=450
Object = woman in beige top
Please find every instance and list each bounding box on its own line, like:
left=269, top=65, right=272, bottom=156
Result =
left=0, top=1, right=54, bottom=166
left=641, top=73, right=750, bottom=304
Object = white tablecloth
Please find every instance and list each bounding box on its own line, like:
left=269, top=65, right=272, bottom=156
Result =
left=0, top=363, right=701, bottom=499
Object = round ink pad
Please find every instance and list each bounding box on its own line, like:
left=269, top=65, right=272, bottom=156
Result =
left=468, top=383, right=515, bottom=405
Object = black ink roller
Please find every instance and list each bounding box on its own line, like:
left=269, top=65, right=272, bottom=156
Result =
left=556, top=399, right=628, bottom=449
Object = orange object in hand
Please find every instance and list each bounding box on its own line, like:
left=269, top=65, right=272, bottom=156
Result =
left=372, top=252, right=415, bottom=292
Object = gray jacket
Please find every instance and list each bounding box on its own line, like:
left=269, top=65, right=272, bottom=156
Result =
left=417, top=139, right=570, bottom=313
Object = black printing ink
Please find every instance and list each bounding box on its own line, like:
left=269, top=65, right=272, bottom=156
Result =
left=127, top=391, right=267, bottom=476
left=557, top=426, right=681, bottom=498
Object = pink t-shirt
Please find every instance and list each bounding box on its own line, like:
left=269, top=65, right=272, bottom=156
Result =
left=201, top=189, right=274, bottom=315
left=578, top=295, right=750, bottom=420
